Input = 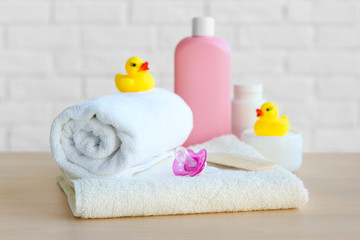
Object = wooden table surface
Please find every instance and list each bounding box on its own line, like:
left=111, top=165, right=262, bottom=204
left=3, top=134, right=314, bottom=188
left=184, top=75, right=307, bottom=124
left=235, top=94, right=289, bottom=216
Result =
left=0, top=153, right=359, bottom=240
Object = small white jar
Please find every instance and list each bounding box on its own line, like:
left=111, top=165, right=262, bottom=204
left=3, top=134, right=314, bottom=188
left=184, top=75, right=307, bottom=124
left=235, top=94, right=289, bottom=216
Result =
left=232, top=83, right=265, bottom=138
left=242, top=129, right=303, bottom=172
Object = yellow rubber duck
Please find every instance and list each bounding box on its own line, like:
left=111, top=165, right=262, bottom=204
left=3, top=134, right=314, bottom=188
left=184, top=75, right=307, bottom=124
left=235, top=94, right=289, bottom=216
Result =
left=115, top=57, right=155, bottom=92
left=254, top=102, right=289, bottom=136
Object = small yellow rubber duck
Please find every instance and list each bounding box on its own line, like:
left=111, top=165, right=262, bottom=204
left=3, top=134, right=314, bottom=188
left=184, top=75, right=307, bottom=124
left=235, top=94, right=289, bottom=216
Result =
left=115, top=57, right=155, bottom=92
left=254, top=102, right=289, bottom=136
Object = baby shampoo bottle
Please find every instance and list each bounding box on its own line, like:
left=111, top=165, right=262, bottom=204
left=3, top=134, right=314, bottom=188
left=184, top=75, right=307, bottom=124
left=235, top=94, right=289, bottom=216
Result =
left=175, top=17, right=231, bottom=146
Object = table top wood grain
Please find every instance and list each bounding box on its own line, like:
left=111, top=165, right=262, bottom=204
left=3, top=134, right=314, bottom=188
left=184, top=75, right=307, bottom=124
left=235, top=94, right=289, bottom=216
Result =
left=0, top=153, right=359, bottom=240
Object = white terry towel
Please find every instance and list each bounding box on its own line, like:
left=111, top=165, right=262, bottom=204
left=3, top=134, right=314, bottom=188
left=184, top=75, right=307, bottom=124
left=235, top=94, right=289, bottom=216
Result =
left=50, top=88, right=193, bottom=179
left=58, top=135, right=308, bottom=218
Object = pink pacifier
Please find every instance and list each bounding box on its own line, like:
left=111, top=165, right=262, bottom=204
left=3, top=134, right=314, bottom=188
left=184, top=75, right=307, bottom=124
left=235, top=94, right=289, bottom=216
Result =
left=172, top=146, right=207, bottom=177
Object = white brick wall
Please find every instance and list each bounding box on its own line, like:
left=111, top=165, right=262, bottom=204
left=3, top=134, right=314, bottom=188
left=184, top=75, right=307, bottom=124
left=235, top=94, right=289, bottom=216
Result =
left=8, top=26, right=80, bottom=48
left=55, top=1, right=127, bottom=23
left=288, top=52, right=360, bottom=74
left=238, top=25, right=315, bottom=48
left=288, top=1, right=358, bottom=23
left=0, top=51, right=52, bottom=73
left=0, top=0, right=359, bottom=152
left=210, top=1, right=283, bottom=22
left=0, top=1, right=49, bottom=22
left=9, top=77, right=83, bottom=100
left=132, top=1, right=204, bottom=23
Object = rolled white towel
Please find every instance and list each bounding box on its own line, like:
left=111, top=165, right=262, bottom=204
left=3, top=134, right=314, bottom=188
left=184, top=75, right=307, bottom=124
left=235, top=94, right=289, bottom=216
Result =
left=50, top=88, right=193, bottom=179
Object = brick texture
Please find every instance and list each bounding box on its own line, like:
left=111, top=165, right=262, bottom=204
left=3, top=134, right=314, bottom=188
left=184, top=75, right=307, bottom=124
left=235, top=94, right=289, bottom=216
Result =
left=0, top=127, right=6, bottom=151
left=317, top=77, right=360, bottom=100
left=54, top=52, right=83, bottom=73
left=0, top=77, right=5, bottom=100
left=0, top=27, right=4, bottom=48
left=0, top=0, right=359, bottom=152
left=238, top=25, right=315, bottom=48
left=83, top=27, right=154, bottom=48
left=0, top=1, right=49, bottom=23
left=8, top=26, right=80, bottom=48
left=0, top=103, right=53, bottom=124
left=10, top=126, right=50, bottom=151
left=9, top=77, right=83, bottom=100
left=288, top=1, right=358, bottom=23
left=55, top=1, right=126, bottom=23
left=0, top=50, right=52, bottom=73
left=85, top=76, right=118, bottom=99
left=210, top=1, right=283, bottom=23
left=288, top=52, right=360, bottom=74
left=314, top=129, right=360, bottom=152
left=132, top=0, right=204, bottom=23
left=240, top=75, right=314, bottom=102
left=232, top=52, right=285, bottom=74
left=317, top=27, right=360, bottom=48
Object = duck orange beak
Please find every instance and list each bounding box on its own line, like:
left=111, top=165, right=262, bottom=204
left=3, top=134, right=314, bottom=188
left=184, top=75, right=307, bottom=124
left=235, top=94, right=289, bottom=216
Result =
left=138, top=62, right=149, bottom=72
left=256, top=109, right=263, bottom=117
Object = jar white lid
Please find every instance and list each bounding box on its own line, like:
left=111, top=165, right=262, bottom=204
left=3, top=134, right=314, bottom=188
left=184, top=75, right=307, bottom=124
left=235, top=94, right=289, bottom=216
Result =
left=234, top=83, right=262, bottom=93
left=234, top=83, right=263, bottom=99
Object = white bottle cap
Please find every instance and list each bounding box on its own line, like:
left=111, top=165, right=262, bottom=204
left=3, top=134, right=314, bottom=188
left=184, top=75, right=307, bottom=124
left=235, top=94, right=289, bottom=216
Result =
left=192, top=17, right=215, bottom=36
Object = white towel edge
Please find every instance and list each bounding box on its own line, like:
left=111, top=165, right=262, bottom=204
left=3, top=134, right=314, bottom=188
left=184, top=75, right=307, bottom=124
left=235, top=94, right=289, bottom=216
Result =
left=57, top=175, right=81, bottom=217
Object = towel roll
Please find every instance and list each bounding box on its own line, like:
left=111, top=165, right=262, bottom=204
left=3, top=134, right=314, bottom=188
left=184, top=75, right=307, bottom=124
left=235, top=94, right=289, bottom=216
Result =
left=50, top=88, right=193, bottom=179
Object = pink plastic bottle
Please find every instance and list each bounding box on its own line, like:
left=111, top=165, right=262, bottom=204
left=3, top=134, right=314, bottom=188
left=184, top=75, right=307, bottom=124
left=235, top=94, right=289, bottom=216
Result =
left=175, top=17, right=231, bottom=146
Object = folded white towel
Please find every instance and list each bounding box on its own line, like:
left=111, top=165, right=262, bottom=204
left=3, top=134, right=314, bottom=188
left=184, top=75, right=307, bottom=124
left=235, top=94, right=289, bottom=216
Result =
left=58, top=135, right=308, bottom=218
left=50, top=88, right=193, bottom=179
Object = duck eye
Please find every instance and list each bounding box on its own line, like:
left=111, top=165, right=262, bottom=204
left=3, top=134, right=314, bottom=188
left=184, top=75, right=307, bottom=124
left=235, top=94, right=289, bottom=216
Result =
left=131, top=63, right=136, bottom=67
left=266, top=108, right=270, bottom=111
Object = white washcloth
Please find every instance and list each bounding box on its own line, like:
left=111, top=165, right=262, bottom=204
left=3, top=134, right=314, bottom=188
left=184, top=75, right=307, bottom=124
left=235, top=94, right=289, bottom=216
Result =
left=58, top=135, right=308, bottom=218
left=50, top=88, right=193, bottom=179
